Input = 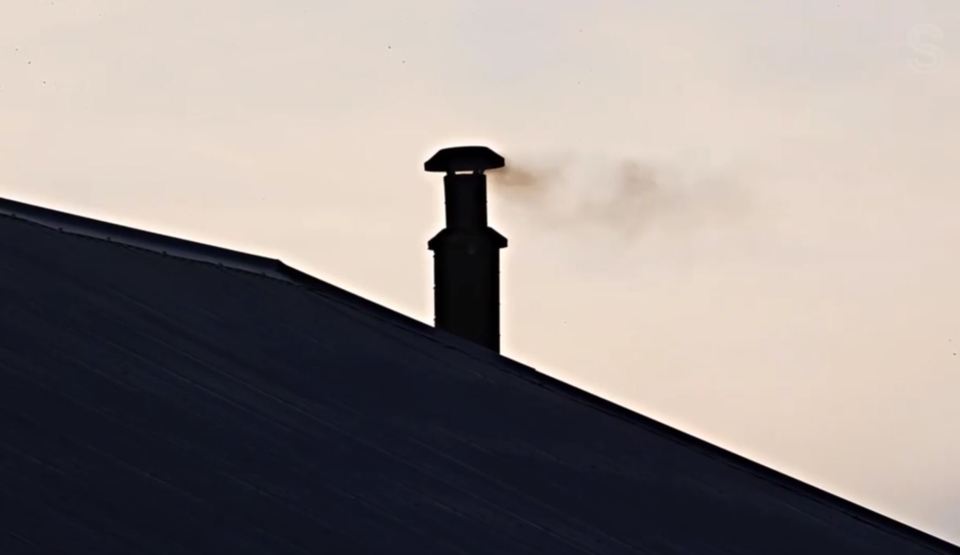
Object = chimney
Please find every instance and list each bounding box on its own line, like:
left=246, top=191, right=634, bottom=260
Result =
left=425, top=146, right=508, bottom=352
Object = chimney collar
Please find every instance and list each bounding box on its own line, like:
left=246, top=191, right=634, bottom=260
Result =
left=424, top=146, right=505, bottom=174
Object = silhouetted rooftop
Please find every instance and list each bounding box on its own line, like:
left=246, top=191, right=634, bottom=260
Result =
left=0, top=196, right=956, bottom=554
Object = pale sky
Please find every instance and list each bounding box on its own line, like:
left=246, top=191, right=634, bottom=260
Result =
left=2, top=0, right=959, bottom=542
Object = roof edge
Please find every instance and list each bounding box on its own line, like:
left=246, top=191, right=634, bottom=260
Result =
left=0, top=197, right=291, bottom=280
left=491, top=356, right=960, bottom=553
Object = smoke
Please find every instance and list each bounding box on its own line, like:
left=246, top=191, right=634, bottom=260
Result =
left=492, top=152, right=749, bottom=244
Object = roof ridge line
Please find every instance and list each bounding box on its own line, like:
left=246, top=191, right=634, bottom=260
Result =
left=493, top=358, right=960, bottom=553
left=0, top=197, right=291, bottom=280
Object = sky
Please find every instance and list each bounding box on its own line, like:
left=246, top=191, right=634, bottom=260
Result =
left=2, top=0, right=959, bottom=542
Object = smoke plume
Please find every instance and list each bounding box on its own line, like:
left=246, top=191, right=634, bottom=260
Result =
left=492, top=152, right=748, bottom=244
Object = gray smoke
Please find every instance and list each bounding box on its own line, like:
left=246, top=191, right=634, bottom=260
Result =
left=492, top=152, right=748, bottom=243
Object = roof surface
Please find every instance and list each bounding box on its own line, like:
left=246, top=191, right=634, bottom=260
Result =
left=0, top=197, right=956, bottom=554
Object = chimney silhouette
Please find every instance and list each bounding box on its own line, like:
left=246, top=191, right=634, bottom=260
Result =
left=425, top=146, right=508, bottom=352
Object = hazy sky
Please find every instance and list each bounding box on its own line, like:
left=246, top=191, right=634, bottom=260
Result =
left=2, top=0, right=959, bottom=542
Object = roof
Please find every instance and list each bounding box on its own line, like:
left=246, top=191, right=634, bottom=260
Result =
left=0, top=196, right=957, bottom=554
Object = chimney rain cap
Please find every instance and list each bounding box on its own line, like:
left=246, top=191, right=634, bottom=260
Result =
left=424, top=146, right=505, bottom=173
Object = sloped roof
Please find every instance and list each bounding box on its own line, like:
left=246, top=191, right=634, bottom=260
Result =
left=0, top=197, right=956, bottom=554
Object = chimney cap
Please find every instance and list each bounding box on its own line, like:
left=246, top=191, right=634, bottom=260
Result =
left=424, top=146, right=505, bottom=174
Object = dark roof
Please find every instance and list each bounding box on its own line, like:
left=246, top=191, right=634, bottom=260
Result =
left=0, top=196, right=956, bottom=555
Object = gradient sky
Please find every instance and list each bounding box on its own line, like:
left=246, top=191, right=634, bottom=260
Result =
left=2, top=0, right=959, bottom=542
